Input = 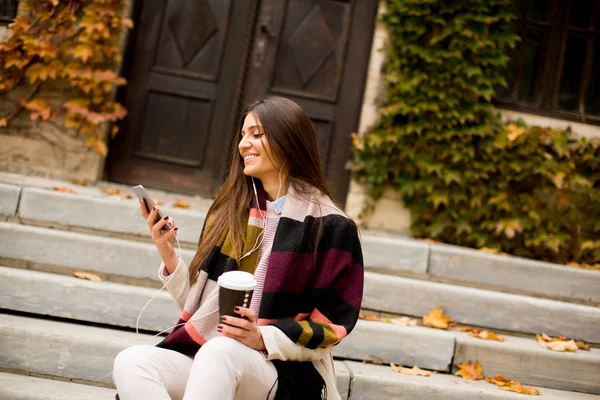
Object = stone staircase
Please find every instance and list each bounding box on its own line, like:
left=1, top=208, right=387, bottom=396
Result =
left=1, top=172, right=599, bottom=399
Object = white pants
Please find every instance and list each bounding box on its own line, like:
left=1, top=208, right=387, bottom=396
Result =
left=113, top=336, right=278, bottom=400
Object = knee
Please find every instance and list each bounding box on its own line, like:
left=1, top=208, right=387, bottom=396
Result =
left=113, top=345, right=154, bottom=375
left=196, top=336, right=243, bottom=362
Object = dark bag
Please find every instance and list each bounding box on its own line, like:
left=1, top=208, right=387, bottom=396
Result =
left=272, top=360, right=326, bottom=400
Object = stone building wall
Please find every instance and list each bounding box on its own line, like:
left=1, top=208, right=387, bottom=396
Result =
left=0, top=0, right=133, bottom=182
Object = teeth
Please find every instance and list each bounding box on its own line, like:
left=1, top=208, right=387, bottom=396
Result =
left=244, top=155, right=258, bottom=161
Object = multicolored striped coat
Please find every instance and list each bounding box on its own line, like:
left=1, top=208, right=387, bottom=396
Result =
left=156, top=183, right=364, bottom=398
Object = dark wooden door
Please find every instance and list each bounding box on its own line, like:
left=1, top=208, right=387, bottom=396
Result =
left=107, top=0, right=258, bottom=195
left=243, top=0, right=378, bottom=205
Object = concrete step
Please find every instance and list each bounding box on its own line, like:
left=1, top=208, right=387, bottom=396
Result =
left=345, top=361, right=600, bottom=400
left=3, top=221, right=599, bottom=342
left=2, top=180, right=599, bottom=305
left=2, top=314, right=597, bottom=400
left=2, top=266, right=599, bottom=394
left=0, top=314, right=351, bottom=399
left=0, top=266, right=454, bottom=372
left=452, top=329, right=600, bottom=395
left=364, top=271, right=600, bottom=344
left=0, top=372, right=116, bottom=400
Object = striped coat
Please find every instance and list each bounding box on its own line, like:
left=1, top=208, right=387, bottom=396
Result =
left=156, top=183, right=364, bottom=398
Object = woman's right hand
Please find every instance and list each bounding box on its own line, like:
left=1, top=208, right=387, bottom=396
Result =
left=140, top=199, right=179, bottom=274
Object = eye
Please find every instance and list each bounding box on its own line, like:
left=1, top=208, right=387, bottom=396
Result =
left=252, top=133, right=264, bottom=139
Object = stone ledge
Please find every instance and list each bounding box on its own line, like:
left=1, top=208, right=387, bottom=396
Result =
left=429, top=243, right=600, bottom=304
left=0, top=373, right=116, bottom=400
left=0, top=314, right=350, bottom=399
left=0, top=266, right=451, bottom=371
left=335, top=320, right=454, bottom=372
left=345, top=361, right=600, bottom=400
left=19, top=187, right=206, bottom=245
left=361, top=235, right=429, bottom=274
left=0, top=183, right=20, bottom=216
left=0, top=266, right=180, bottom=332
left=0, top=222, right=196, bottom=281
left=363, top=272, right=600, bottom=343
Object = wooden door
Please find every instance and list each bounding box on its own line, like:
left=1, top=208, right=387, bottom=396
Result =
left=107, top=0, right=258, bottom=196
left=243, top=0, right=378, bottom=205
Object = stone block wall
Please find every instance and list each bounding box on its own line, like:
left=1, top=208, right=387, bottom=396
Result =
left=0, top=0, right=133, bottom=182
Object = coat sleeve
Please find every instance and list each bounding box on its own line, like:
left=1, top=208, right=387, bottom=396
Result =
left=259, top=325, right=331, bottom=361
left=269, top=220, right=364, bottom=350
left=158, top=256, right=191, bottom=310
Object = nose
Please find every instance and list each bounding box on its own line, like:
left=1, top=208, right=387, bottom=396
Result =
left=238, top=136, right=251, bottom=152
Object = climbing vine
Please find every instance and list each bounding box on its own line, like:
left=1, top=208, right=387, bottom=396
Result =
left=352, top=0, right=600, bottom=265
left=0, top=0, right=132, bottom=155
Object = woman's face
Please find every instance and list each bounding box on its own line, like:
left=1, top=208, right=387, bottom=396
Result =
left=238, top=112, right=280, bottom=180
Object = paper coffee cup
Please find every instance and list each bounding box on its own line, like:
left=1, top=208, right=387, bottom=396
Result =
left=218, top=271, right=257, bottom=319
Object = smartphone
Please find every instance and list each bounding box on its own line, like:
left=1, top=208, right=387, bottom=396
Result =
left=132, top=185, right=172, bottom=230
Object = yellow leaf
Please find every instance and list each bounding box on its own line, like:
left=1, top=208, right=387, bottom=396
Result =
left=50, top=0, right=59, bottom=6
left=455, top=361, right=483, bottom=380
left=101, top=188, right=123, bottom=196
left=466, top=329, right=505, bottom=342
left=25, top=64, right=48, bottom=83
left=391, top=363, right=432, bottom=377
left=73, top=45, right=94, bottom=62
left=499, top=381, right=541, bottom=395
left=53, top=187, right=73, bottom=193
left=575, top=341, right=590, bottom=351
left=73, top=271, right=102, bottom=282
left=535, top=333, right=578, bottom=352
left=486, top=375, right=540, bottom=395
left=64, top=98, right=91, bottom=114
left=121, top=18, right=134, bottom=28
left=25, top=99, right=52, bottom=120
left=93, top=140, right=108, bottom=157
left=0, top=118, right=6, bottom=127
left=173, top=199, right=191, bottom=209
left=111, top=125, right=119, bottom=138
left=423, top=307, right=452, bottom=330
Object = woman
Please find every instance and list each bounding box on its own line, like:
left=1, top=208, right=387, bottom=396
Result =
left=113, top=96, right=364, bottom=400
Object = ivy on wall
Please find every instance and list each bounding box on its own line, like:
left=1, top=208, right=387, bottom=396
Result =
left=0, top=0, right=131, bottom=155
left=352, top=0, right=600, bottom=265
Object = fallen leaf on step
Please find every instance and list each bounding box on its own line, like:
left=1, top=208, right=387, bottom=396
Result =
left=73, top=271, right=102, bottom=282
left=575, top=341, right=590, bottom=351
left=536, top=333, right=578, bottom=352
left=70, top=179, right=88, bottom=186
left=53, top=186, right=73, bottom=193
left=391, top=363, right=432, bottom=377
left=455, top=361, right=483, bottom=380
left=486, top=374, right=540, bottom=395
left=389, top=316, right=419, bottom=326
left=173, top=199, right=190, bottom=208
left=370, top=356, right=384, bottom=365
left=423, top=307, right=452, bottom=330
left=359, top=314, right=418, bottom=326
left=101, top=187, right=123, bottom=196
left=154, top=199, right=164, bottom=205
left=459, top=326, right=505, bottom=341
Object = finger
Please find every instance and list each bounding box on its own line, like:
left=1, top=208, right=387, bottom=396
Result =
left=221, top=315, right=251, bottom=330
left=156, top=224, right=179, bottom=244
left=218, top=323, right=249, bottom=338
left=139, top=199, right=150, bottom=218
left=152, top=215, right=169, bottom=236
left=146, top=206, right=158, bottom=228
left=234, top=307, right=256, bottom=323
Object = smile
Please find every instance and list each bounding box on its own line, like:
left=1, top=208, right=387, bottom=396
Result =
left=244, top=154, right=259, bottom=161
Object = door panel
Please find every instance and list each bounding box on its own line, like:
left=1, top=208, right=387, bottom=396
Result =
left=107, top=0, right=257, bottom=195
left=243, top=0, right=378, bottom=205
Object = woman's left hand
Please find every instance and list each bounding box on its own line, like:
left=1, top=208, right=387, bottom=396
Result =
left=218, top=307, right=266, bottom=351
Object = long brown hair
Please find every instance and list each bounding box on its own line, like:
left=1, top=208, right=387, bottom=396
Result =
left=188, top=96, right=334, bottom=284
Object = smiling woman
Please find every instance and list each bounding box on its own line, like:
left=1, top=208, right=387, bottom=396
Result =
left=113, top=96, right=364, bottom=400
